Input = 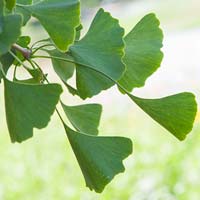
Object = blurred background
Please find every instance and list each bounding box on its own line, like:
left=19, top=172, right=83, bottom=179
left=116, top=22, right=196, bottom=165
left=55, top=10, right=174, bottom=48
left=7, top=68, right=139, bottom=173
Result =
left=0, top=0, right=200, bottom=199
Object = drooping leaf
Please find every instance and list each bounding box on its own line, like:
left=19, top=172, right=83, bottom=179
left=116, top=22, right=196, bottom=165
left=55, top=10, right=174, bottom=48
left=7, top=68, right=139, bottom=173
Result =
left=5, top=0, right=16, bottom=10
left=48, top=49, right=75, bottom=82
left=64, top=124, right=132, bottom=193
left=23, top=0, right=80, bottom=51
left=119, top=13, right=163, bottom=91
left=70, top=8, right=125, bottom=99
left=16, top=0, right=32, bottom=25
left=61, top=102, right=102, bottom=135
left=4, top=78, right=62, bottom=142
left=129, top=93, right=197, bottom=140
left=0, top=14, right=22, bottom=56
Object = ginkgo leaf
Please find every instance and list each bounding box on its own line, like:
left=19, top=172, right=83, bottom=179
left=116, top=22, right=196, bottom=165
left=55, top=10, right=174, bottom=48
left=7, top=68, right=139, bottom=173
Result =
left=0, top=14, right=22, bottom=56
left=129, top=93, right=197, bottom=140
left=22, top=0, right=80, bottom=51
left=76, top=65, right=114, bottom=99
left=64, top=124, right=132, bottom=193
left=119, top=13, right=163, bottom=91
left=61, top=102, right=102, bottom=135
left=4, top=78, right=62, bottom=142
left=48, top=49, right=75, bottom=82
left=70, top=8, right=125, bottom=99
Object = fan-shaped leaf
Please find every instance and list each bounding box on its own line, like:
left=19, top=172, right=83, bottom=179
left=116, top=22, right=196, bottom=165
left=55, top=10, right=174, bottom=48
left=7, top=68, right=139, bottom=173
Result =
left=119, top=13, right=163, bottom=91
left=129, top=93, right=197, bottom=140
left=4, top=79, right=62, bottom=142
left=23, top=0, right=80, bottom=51
left=61, top=102, right=102, bottom=135
left=70, top=8, right=125, bottom=99
left=64, top=124, right=132, bottom=193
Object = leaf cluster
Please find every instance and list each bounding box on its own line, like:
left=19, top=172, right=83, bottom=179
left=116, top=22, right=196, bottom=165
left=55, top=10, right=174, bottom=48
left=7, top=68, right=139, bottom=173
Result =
left=0, top=0, right=197, bottom=192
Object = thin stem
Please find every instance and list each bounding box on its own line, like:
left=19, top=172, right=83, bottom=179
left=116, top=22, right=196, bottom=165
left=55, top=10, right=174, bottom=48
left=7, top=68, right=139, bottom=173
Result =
left=9, top=50, right=31, bottom=71
left=31, top=38, right=51, bottom=49
left=0, top=63, right=6, bottom=77
left=12, top=43, right=32, bottom=59
left=27, top=59, right=36, bottom=69
left=13, top=65, right=18, bottom=80
left=30, top=59, right=65, bottom=123
left=32, top=44, right=55, bottom=55
left=32, top=54, right=129, bottom=94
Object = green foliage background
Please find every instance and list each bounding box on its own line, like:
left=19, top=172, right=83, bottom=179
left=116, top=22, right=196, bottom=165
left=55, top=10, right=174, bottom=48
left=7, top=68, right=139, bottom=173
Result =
left=0, top=0, right=200, bottom=199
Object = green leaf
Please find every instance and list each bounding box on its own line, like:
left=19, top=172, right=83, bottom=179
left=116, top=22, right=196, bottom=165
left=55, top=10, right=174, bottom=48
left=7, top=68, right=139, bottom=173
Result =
left=64, top=124, right=132, bottom=193
left=119, top=13, right=163, bottom=92
left=0, top=52, right=14, bottom=82
left=70, top=8, right=125, bottom=98
left=62, top=81, right=79, bottom=96
left=129, top=93, right=197, bottom=140
left=5, top=0, right=16, bottom=10
left=61, top=102, right=102, bottom=135
left=48, top=49, right=75, bottom=82
left=16, top=0, right=32, bottom=25
left=24, top=68, right=44, bottom=83
left=17, top=35, right=31, bottom=47
left=4, top=78, right=63, bottom=142
left=0, top=14, right=22, bottom=56
left=76, top=66, right=114, bottom=99
left=23, top=0, right=80, bottom=51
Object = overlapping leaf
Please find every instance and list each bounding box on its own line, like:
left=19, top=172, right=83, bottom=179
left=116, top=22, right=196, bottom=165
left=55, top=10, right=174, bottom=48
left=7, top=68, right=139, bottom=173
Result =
left=61, top=102, right=102, bottom=135
left=70, top=8, right=125, bottom=99
left=16, top=0, right=32, bottom=25
left=129, top=93, right=197, bottom=140
left=48, top=49, right=75, bottom=82
left=64, top=124, right=132, bottom=193
left=22, top=0, right=80, bottom=51
left=4, top=78, right=62, bottom=142
left=119, top=13, right=163, bottom=91
left=0, top=14, right=22, bottom=56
